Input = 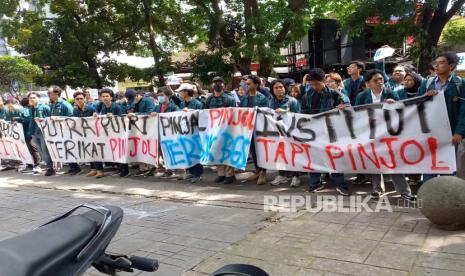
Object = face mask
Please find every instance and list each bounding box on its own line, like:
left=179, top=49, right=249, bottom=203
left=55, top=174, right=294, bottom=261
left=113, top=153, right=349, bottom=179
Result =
left=158, top=95, right=166, bottom=104
left=214, top=83, right=223, bottom=92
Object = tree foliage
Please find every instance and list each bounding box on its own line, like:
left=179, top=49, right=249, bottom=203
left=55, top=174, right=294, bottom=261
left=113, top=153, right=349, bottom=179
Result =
left=441, top=16, right=465, bottom=46
left=187, top=0, right=352, bottom=77
left=190, top=51, right=235, bottom=84
left=0, top=56, right=42, bottom=84
left=1, top=0, right=147, bottom=88
left=338, top=0, right=465, bottom=74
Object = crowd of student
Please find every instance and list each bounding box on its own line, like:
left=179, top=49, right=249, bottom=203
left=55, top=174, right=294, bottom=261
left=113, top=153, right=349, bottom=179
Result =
left=0, top=51, right=464, bottom=202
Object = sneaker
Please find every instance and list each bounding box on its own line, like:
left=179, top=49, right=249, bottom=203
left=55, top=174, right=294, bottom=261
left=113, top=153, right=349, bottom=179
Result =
left=69, top=169, right=82, bottom=176
left=246, top=172, right=260, bottom=182
left=95, top=171, right=104, bottom=178
left=371, top=191, right=384, bottom=199
left=120, top=170, right=131, bottom=177
left=308, top=184, right=325, bottom=192
left=271, top=176, right=289, bottom=186
left=86, top=170, right=98, bottom=177
left=177, top=172, right=193, bottom=180
left=19, top=166, right=33, bottom=173
left=224, top=176, right=236, bottom=184
left=257, top=172, right=267, bottom=185
left=111, top=171, right=121, bottom=177
left=144, top=168, right=155, bottom=177
left=33, top=166, right=42, bottom=175
left=17, top=165, right=27, bottom=172
left=134, top=170, right=149, bottom=177
left=290, top=176, right=301, bottom=187
left=401, top=194, right=417, bottom=203
left=44, top=169, right=56, bottom=177
left=160, top=171, right=173, bottom=178
left=0, top=166, right=13, bottom=171
left=214, top=176, right=226, bottom=183
left=190, top=176, right=201, bottom=183
left=336, top=187, right=350, bottom=196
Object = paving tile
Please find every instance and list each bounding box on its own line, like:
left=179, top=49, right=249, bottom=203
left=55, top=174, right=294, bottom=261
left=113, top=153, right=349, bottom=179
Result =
left=382, top=230, right=427, bottom=246
left=311, top=258, right=408, bottom=276
left=440, top=236, right=465, bottom=254
left=364, top=242, right=418, bottom=270
left=417, top=251, right=465, bottom=272
left=303, top=235, right=378, bottom=263
left=410, top=266, right=465, bottom=276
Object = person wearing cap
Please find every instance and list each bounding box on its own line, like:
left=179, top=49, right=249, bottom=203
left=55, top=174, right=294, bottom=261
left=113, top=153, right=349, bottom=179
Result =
left=205, top=76, right=236, bottom=109
left=124, top=89, right=137, bottom=113
left=178, top=83, right=204, bottom=110
left=153, top=86, right=180, bottom=178
left=204, top=76, right=237, bottom=184
left=127, top=90, right=156, bottom=115
left=241, top=75, right=269, bottom=185
left=167, top=76, right=182, bottom=91
left=176, top=83, right=204, bottom=183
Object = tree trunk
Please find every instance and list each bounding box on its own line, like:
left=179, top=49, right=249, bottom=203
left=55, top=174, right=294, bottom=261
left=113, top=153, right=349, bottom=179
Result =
left=418, top=15, right=448, bottom=75
left=258, top=57, right=273, bottom=77
left=86, top=57, right=103, bottom=89
left=235, top=57, right=252, bottom=76
left=141, top=0, right=165, bottom=86
left=417, top=0, right=465, bottom=75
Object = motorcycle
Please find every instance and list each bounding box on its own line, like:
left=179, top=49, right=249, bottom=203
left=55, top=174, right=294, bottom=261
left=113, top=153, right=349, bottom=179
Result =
left=0, top=204, right=268, bottom=276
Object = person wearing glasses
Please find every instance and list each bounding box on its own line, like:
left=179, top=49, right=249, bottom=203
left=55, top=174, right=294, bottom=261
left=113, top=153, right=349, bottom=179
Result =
left=343, top=61, right=366, bottom=106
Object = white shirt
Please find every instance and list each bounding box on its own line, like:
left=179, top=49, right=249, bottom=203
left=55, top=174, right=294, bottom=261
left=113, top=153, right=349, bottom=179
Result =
left=371, top=91, right=382, bottom=103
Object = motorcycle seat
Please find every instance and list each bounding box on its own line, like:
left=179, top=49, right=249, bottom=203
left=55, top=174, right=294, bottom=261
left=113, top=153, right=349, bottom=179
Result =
left=0, top=214, right=97, bottom=276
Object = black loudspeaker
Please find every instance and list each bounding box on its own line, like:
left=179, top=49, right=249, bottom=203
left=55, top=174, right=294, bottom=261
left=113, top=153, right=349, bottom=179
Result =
left=340, top=30, right=366, bottom=64
left=309, top=19, right=339, bottom=68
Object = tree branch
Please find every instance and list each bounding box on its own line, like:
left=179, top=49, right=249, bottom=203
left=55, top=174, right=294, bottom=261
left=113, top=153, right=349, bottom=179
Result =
left=446, top=0, right=465, bottom=19
left=273, top=0, right=305, bottom=45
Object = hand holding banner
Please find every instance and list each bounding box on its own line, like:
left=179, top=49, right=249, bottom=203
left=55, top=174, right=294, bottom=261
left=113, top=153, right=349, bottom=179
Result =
left=159, top=110, right=201, bottom=169
left=199, top=107, right=256, bottom=169
left=38, top=115, right=159, bottom=165
left=254, top=95, right=455, bottom=174
left=0, top=120, right=33, bottom=164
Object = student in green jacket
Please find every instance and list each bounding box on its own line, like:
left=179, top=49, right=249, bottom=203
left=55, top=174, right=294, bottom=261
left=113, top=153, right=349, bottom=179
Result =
left=29, top=92, right=53, bottom=176
left=176, top=83, right=204, bottom=183
left=417, top=52, right=465, bottom=182
left=353, top=69, right=416, bottom=202
left=0, top=97, right=6, bottom=120
left=241, top=75, right=269, bottom=185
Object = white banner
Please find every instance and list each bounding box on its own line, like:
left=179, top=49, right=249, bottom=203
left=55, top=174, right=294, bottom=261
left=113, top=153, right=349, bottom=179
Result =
left=198, top=107, right=256, bottom=169
left=255, top=94, right=456, bottom=174
left=38, top=115, right=159, bottom=165
left=159, top=110, right=201, bottom=169
left=0, top=120, right=33, bottom=164
left=374, top=46, right=395, bottom=61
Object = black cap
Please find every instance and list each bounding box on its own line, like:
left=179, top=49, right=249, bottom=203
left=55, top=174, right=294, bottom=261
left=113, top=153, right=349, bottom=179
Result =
left=212, top=76, right=225, bottom=83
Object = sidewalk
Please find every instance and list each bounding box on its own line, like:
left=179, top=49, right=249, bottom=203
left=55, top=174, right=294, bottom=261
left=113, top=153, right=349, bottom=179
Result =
left=1, top=169, right=464, bottom=275
left=188, top=207, right=465, bottom=276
